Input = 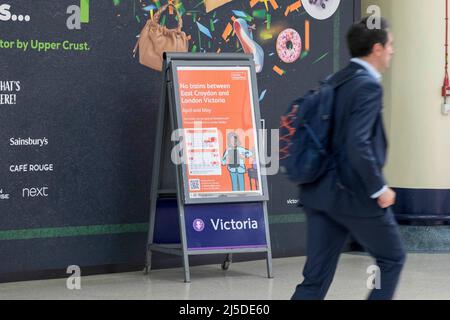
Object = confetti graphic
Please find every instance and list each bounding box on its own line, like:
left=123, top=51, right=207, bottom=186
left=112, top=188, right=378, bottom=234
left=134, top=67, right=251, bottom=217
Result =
left=115, top=0, right=341, bottom=107
left=80, top=0, right=90, bottom=23
left=205, top=0, right=233, bottom=13
left=196, top=21, right=213, bottom=38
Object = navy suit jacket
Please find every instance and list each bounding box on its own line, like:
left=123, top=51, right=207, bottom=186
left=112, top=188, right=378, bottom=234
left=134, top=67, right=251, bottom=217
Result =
left=299, top=62, right=388, bottom=217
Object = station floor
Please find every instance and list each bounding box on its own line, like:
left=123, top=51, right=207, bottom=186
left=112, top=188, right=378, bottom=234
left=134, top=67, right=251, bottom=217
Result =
left=0, top=253, right=449, bottom=300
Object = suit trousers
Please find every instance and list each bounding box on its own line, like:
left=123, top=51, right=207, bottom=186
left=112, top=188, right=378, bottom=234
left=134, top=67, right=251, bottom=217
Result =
left=291, top=207, right=406, bottom=300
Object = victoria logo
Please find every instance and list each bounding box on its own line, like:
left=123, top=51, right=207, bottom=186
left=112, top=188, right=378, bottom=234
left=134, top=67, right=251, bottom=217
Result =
left=193, top=219, right=205, bottom=232
left=67, top=0, right=90, bottom=30
left=0, top=4, right=31, bottom=22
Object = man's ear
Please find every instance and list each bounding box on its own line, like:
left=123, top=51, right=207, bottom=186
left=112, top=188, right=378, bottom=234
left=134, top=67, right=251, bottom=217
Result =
left=372, top=43, right=384, bottom=56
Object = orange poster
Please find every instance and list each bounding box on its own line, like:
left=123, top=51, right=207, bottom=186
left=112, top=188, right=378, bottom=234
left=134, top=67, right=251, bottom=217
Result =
left=176, top=66, right=263, bottom=200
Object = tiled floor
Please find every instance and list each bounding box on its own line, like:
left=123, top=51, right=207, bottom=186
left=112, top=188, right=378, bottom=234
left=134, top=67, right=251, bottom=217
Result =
left=0, top=253, right=449, bottom=300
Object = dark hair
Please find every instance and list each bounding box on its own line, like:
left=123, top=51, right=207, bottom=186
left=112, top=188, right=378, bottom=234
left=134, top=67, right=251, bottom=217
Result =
left=347, top=17, right=390, bottom=58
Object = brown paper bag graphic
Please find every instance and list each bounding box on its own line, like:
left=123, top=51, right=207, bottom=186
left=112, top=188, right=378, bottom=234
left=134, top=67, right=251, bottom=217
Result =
left=205, top=0, right=234, bottom=13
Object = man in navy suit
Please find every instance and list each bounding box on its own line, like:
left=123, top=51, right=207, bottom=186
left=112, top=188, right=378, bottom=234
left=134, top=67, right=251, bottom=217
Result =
left=291, top=17, right=406, bottom=300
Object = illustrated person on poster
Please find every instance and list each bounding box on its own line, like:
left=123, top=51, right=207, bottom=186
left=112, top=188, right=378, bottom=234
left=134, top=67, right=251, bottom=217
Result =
left=221, top=132, right=253, bottom=192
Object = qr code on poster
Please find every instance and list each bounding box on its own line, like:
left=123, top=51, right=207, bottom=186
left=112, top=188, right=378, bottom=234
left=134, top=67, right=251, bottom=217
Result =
left=189, top=179, right=201, bottom=191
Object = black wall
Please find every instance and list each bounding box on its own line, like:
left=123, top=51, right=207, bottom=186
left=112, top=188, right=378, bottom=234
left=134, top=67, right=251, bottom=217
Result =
left=0, top=0, right=358, bottom=282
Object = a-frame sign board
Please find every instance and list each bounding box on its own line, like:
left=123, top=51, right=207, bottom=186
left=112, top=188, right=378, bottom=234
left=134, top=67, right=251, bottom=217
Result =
left=145, top=52, right=273, bottom=283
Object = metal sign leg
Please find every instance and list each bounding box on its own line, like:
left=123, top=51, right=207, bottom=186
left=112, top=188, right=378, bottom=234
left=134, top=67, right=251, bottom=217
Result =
left=266, top=250, right=274, bottom=279
left=144, top=250, right=152, bottom=275
left=263, top=201, right=274, bottom=279
left=144, top=66, right=168, bottom=276
left=182, top=252, right=191, bottom=283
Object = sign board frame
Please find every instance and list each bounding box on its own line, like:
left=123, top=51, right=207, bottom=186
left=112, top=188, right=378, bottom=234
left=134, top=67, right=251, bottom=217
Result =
left=145, top=53, right=273, bottom=283
left=171, top=62, right=269, bottom=204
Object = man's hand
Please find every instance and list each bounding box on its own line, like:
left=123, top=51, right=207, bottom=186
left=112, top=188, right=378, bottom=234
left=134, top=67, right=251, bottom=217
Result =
left=377, top=187, right=396, bottom=209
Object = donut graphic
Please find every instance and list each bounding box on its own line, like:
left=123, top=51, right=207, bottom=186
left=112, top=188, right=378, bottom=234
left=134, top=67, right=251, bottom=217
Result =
left=276, top=28, right=302, bottom=64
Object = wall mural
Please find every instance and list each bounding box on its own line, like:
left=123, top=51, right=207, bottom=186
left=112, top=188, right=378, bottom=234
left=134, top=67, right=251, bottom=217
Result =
left=113, top=0, right=341, bottom=121
left=0, top=0, right=351, bottom=280
left=109, top=0, right=346, bottom=241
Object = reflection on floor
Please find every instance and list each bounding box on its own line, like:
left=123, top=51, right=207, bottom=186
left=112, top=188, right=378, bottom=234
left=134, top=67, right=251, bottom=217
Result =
left=0, top=253, right=449, bottom=300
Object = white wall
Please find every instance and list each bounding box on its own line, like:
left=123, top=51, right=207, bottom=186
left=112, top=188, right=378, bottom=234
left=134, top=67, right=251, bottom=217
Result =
left=362, top=0, right=450, bottom=189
